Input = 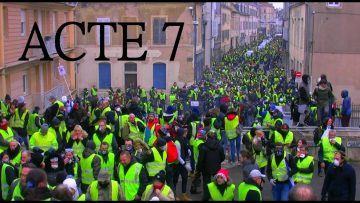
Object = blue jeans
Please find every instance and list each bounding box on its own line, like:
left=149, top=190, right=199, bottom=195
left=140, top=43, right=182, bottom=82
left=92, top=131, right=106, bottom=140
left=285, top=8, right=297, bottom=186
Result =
left=220, top=130, right=228, bottom=155
left=272, top=181, right=292, bottom=201
left=229, top=136, right=241, bottom=162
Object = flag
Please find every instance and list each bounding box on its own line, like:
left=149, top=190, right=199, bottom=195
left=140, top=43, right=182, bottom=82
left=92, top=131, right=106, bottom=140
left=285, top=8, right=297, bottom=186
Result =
left=58, top=65, right=66, bottom=76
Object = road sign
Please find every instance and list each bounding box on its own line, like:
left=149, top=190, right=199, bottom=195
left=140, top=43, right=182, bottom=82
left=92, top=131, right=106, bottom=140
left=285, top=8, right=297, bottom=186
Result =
left=295, top=71, right=302, bottom=78
left=58, top=65, right=66, bottom=76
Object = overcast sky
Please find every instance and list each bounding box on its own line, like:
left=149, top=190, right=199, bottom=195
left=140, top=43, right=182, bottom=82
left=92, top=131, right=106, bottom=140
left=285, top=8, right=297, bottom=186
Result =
left=270, top=2, right=284, bottom=9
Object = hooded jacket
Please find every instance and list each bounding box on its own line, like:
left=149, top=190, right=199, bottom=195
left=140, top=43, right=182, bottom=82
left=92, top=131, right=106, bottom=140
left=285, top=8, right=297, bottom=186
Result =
left=341, top=90, right=351, bottom=116
left=44, top=151, right=66, bottom=186
left=197, top=137, right=225, bottom=175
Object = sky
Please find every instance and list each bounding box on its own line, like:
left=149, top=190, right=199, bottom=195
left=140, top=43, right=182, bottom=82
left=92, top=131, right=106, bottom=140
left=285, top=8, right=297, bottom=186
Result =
left=270, top=2, right=284, bottom=9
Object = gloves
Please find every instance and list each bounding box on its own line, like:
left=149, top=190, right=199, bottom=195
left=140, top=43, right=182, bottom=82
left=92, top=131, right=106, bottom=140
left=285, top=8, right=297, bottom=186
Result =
left=184, top=163, right=192, bottom=172
left=188, top=149, right=192, bottom=157
left=270, top=179, right=276, bottom=186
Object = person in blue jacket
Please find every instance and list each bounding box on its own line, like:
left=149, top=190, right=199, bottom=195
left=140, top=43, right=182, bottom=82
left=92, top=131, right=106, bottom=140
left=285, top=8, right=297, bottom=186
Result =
left=340, top=90, right=351, bottom=127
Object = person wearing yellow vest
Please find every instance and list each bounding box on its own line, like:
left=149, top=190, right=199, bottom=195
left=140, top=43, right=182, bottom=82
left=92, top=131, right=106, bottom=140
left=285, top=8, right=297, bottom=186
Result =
left=10, top=99, right=29, bottom=149
left=0, top=118, right=15, bottom=154
left=224, top=108, right=241, bottom=164
left=100, top=99, right=118, bottom=134
left=141, top=138, right=167, bottom=182
left=6, top=140, right=22, bottom=168
left=125, top=113, right=146, bottom=141
left=90, top=85, right=98, bottom=97
left=98, top=142, right=116, bottom=179
left=22, top=168, right=53, bottom=201
left=0, top=94, right=11, bottom=119
left=203, top=168, right=235, bottom=201
left=0, top=152, right=17, bottom=201
left=271, top=123, right=296, bottom=154
left=46, top=95, right=65, bottom=123
left=92, top=118, right=119, bottom=155
left=86, top=169, right=123, bottom=201
left=48, top=117, right=66, bottom=153
left=266, top=143, right=295, bottom=201
left=26, top=106, right=42, bottom=137
left=268, top=107, right=283, bottom=140
left=144, top=113, right=161, bottom=148
left=251, top=130, right=268, bottom=174
left=65, top=125, right=88, bottom=158
left=63, top=148, right=80, bottom=182
left=29, top=124, right=58, bottom=153
left=238, top=169, right=265, bottom=201
left=79, top=140, right=101, bottom=193
left=291, top=146, right=314, bottom=184
left=7, top=162, right=36, bottom=201
left=141, top=170, right=175, bottom=201
left=116, top=150, right=148, bottom=201
left=319, top=129, right=345, bottom=175
left=158, top=90, right=166, bottom=109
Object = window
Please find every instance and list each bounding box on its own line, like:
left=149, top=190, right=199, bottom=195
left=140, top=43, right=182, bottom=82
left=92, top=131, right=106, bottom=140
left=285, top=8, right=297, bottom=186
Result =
left=22, top=73, right=28, bottom=94
left=153, top=17, right=166, bottom=45
left=3, top=7, right=8, bottom=38
left=96, top=17, right=111, bottom=46
left=20, top=9, right=26, bottom=36
left=52, top=12, right=57, bottom=34
left=124, top=63, right=137, bottom=89
left=153, top=63, right=166, bottom=89
left=98, top=63, right=111, bottom=89
left=327, top=2, right=340, bottom=7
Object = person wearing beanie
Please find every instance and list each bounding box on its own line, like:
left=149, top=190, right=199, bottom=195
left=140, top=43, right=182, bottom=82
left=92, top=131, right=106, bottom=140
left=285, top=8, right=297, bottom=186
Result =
left=141, top=137, right=167, bottom=182
left=238, top=169, right=266, bottom=201
left=141, top=170, right=175, bottom=201
left=63, top=177, right=83, bottom=201
left=203, top=168, right=235, bottom=201
left=79, top=140, right=101, bottom=193
left=29, top=123, right=58, bottom=153
left=86, top=169, right=123, bottom=201
left=30, top=148, right=44, bottom=168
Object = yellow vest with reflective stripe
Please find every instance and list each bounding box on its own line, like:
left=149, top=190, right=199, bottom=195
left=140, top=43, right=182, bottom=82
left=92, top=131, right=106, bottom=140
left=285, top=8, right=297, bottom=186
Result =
left=101, top=106, right=118, bottom=133
left=238, top=182, right=262, bottom=201
left=193, top=139, right=204, bottom=164
left=54, top=101, right=64, bottom=116
left=146, top=147, right=167, bottom=177
left=141, top=184, right=171, bottom=201
left=146, top=123, right=157, bottom=147
left=262, top=111, right=272, bottom=127
left=72, top=140, right=85, bottom=157
left=12, top=108, right=29, bottom=128
left=253, top=149, right=267, bottom=168
left=93, top=132, right=114, bottom=153
left=1, top=163, right=13, bottom=200
left=27, top=113, right=40, bottom=135
left=0, top=101, right=8, bottom=117
left=99, top=152, right=115, bottom=179
left=0, top=128, right=14, bottom=153
left=80, top=153, right=98, bottom=185
left=119, top=162, right=143, bottom=200
left=89, top=180, right=119, bottom=200
left=274, top=131, right=294, bottom=154
left=189, top=121, right=202, bottom=146
left=11, top=178, right=23, bottom=201
left=211, top=118, right=221, bottom=140
left=271, top=153, right=289, bottom=182
left=169, top=94, right=176, bottom=105
left=293, top=155, right=314, bottom=184
left=128, top=119, right=144, bottom=140
left=224, top=116, right=239, bottom=140
left=322, top=137, right=342, bottom=162
left=207, top=182, right=235, bottom=201
left=10, top=150, right=22, bottom=167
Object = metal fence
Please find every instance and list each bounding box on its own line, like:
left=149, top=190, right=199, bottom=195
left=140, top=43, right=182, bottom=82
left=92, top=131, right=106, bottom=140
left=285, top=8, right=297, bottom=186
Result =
left=334, top=104, right=360, bottom=127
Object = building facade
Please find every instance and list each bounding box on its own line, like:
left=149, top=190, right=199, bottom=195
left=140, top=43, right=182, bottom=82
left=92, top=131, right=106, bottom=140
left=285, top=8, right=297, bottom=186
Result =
left=220, top=3, right=231, bottom=54
left=0, top=2, right=76, bottom=111
left=259, top=2, right=276, bottom=36
left=75, top=3, right=203, bottom=93
left=289, top=2, right=360, bottom=104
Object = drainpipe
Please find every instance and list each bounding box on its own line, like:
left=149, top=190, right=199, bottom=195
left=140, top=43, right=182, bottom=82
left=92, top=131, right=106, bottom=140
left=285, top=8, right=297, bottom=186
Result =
left=193, top=3, right=198, bottom=83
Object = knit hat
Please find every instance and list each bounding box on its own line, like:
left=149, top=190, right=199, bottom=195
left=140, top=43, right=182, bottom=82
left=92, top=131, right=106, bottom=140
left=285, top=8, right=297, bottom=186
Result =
left=18, top=96, right=25, bottom=104
left=215, top=168, right=229, bottom=182
left=61, top=96, right=67, bottom=103
left=63, top=178, right=79, bottom=200
left=52, top=117, right=61, bottom=126
left=41, top=124, right=49, bottom=133
left=5, top=94, right=11, bottom=101
left=154, top=170, right=166, bottom=183
left=98, top=169, right=110, bottom=182
left=164, top=106, right=175, bottom=117
left=155, top=138, right=167, bottom=148
left=31, top=148, right=44, bottom=168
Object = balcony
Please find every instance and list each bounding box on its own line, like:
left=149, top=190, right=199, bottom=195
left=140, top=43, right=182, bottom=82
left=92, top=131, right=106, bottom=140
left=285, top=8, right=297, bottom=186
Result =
left=32, top=34, right=64, bottom=58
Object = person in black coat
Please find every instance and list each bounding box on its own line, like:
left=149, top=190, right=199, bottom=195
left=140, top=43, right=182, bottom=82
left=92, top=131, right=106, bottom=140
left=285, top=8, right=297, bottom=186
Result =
left=197, top=131, right=225, bottom=201
left=321, top=151, right=356, bottom=201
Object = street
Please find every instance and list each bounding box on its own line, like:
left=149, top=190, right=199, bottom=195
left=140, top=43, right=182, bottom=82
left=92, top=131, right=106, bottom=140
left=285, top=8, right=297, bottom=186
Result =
left=177, top=161, right=360, bottom=200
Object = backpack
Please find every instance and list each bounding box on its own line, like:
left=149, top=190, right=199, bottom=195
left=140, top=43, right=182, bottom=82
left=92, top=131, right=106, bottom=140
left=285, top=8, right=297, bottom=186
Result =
left=166, top=141, right=179, bottom=164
